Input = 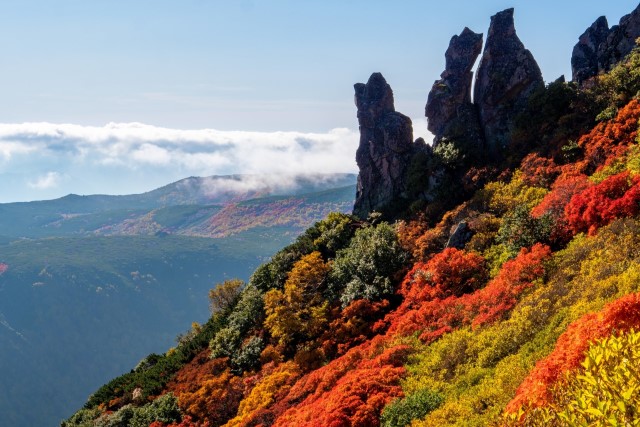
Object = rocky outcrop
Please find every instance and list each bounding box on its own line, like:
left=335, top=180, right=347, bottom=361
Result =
left=353, top=73, right=420, bottom=219
left=474, top=8, right=543, bottom=153
left=426, top=28, right=483, bottom=144
left=571, top=16, right=610, bottom=84
left=572, top=4, right=640, bottom=84
left=446, top=221, right=473, bottom=249
left=599, top=4, right=640, bottom=73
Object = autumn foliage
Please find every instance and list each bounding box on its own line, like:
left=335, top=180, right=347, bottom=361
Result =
left=387, top=244, right=550, bottom=342
left=165, top=351, right=243, bottom=425
left=397, top=248, right=487, bottom=304
left=506, top=292, right=640, bottom=414
left=271, top=337, right=409, bottom=427
left=565, top=171, right=640, bottom=235
left=321, top=299, right=391, bottom=359
left=519, top=153, right=561, bottom=188
left=531, top=171, right=589, bottom=243
left=577, top=99, right=640, bottom=172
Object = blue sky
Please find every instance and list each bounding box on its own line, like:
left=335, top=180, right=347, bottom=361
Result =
left=0, top=0, right=638, bottom=201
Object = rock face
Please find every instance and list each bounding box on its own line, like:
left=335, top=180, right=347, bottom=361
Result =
left=426, top=28, right=483, bottom=143
left=353, top=73, right=416, bottom=219
left=446, top=221, right=473, bottom=249
left=572, top=4, right=640, bottom=84
left=474, top=8, right=543, bottom=153
left=571, top=16, right=610, bottom=84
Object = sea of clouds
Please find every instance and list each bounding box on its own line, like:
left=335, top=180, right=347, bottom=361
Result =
left=0, top=118, right=431, bottom=202
left=0, top=122, right=362, bottom=202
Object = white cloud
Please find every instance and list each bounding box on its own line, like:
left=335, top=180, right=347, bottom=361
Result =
left=0, top=120, right=434, bottom=202
left=0, top=122, right=360, bottom=177
left=28, top=172, right=62, bottom=190
left=131, top=143, right=172, bottom=165
left=0, top=141, right=37, bottom=160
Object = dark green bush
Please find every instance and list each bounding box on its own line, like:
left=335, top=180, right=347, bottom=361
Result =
left=329, top=222, right=408, bottom=306
left=380, top=388, right=444, bottom=427
left=496, top=205, right=552, bottom=255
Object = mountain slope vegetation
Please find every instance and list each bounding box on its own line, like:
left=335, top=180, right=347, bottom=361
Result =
left=64, top=7, right=640, bottom=427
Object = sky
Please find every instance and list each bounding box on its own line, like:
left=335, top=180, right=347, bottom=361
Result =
left=0, top=0, right=638, bottom=202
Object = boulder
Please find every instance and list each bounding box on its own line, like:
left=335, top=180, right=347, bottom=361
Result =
left=446, top=221, right=473, bottom=249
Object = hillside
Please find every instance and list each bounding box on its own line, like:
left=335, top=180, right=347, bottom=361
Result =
left=0, top=173, right=355, bottom=239
left=0, top=179, right=355, bottom=427
left=64, top=4, right=640, bottom=427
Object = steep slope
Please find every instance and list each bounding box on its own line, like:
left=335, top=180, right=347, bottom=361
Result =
left=64, top=4, right=640, bottom=427
left=0, top=181, right=355, bottom=426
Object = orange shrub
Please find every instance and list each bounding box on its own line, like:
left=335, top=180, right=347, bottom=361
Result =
left=578, top=99, right=640, bottom=171
left=506, top=292, right=640, bottom=413
left=386, top=244, right=550, bottom=342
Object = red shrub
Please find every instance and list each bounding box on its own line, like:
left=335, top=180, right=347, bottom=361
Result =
left=578, top=99, right=640, bottom=171
left=387, top=244, right=550, bottom=343
left=398, top=248, right=487, bottom=305
left=321, top=299, right=391, bottom=359
left=531, top=171, right=590, bottom=244
left=270, top=336, right=409, bottom=427
left=506, top=292, right=640, bottom=412
left=520, top=153, right=561, bottom=188
left=565, top=172, right=640, bottom=235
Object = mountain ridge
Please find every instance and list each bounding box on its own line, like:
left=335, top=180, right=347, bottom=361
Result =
left=0, top=173, right=356, bottom=239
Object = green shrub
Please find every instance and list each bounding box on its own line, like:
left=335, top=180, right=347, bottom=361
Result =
left=329, top=222, right=408, bottom=306
left=209, top=327, right=242, bottom=359
left=381, top=388, right=444, bottom=427
left=227, top=285, right=264, bottom=334
left=496, top=206, right=552, bottom=255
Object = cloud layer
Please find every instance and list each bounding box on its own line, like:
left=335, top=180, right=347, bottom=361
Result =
left=0, top=122, right=362, bottom=202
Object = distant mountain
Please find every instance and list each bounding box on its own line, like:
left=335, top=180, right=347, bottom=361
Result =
left=0, top=174, right=356, bottom=426
left=0, top=173, right=356, bottom=238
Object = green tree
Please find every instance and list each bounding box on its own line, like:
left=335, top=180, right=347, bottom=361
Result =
left=329, top=222, right=408, bottom=306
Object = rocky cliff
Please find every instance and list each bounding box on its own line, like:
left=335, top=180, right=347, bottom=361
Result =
left=425, top=27, right=483, bottom=145
left=473, top=8, right=544, bottom=153
left=572, top=3, right=640, bottom=84
left=357, top=8, right=545, bottom=218
left=353, top=73, right=429, bottom=219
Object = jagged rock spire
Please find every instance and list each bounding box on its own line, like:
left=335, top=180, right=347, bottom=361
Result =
left=474, top=8, right=543, bottom=153
left=572, top=16, right=610, bottom=84
left=426, top=27, right=483, bottom=143
left=353, top=73, right=416, bottom=219
left=572, top=3, right=640, bottom=85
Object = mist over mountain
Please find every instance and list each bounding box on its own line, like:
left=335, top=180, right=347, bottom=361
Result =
left=0, top=173, right=355, bottom=238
